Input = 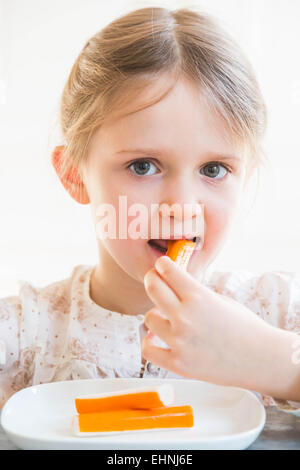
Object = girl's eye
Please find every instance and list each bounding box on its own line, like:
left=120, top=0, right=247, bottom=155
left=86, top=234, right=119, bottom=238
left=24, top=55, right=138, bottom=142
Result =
left=128, top=159, right=158, bottom=176
left=200, top=162, right=230, bottom=180
left=127, top=159, right=231, bottom=179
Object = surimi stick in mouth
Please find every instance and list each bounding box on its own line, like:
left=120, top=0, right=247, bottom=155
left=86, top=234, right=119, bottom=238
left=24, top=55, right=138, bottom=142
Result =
left=72, top=405, right=194, bottom=436
left=166, top=239, right=197, bottom=270
left=75, top=383, right=176, bottom=413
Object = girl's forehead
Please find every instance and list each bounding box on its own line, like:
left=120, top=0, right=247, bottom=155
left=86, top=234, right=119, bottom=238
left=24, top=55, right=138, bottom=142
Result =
left=92, top=80, right=242, bottom=157
left=104, top=76, right=220, bottom=130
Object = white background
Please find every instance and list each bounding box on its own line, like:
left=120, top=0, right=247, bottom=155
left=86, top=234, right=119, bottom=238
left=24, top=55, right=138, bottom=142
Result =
left=0, top=0, right=299, bottom=298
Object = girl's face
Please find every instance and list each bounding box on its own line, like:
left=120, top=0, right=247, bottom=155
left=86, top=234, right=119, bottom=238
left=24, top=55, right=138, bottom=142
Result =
left=82, top=76, right=249, bottom=283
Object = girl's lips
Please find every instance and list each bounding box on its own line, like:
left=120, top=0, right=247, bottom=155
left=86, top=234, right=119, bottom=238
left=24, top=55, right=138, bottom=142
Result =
left=147, top=238, right=202, bottom=260
left=147, top=239, right=168, bottom=257
left=148, top=238, right=202, bottom=251
left=148, top=239, right=169, bottom=251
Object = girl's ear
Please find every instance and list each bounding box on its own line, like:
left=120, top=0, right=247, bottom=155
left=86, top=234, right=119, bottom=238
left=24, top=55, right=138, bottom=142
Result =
left=51, top=145, right=90, bottom=204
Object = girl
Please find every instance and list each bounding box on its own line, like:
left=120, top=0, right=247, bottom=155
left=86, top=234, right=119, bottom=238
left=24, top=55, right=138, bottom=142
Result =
left=0, top=6, right=299, bottom=416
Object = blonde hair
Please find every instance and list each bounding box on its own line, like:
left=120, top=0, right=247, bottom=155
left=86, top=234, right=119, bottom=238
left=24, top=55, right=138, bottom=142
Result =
left=57, top=6, right=268, bottom=183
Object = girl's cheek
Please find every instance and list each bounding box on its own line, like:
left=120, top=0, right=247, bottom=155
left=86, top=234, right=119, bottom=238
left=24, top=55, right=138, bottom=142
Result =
left=209, top=202, right=236, bottom=244
left=191, top=203, right=235, bottom=274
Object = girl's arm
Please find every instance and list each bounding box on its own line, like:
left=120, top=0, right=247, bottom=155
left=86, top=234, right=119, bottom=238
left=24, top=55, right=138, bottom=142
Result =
left=265, top=327, right=300, bottom=401
left=203, top=269, right=300, bottom=413
left=142, top=260, right=300, bottom=416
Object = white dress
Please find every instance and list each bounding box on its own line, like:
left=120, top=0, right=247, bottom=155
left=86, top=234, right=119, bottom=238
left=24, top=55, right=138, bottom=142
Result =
left=0, top=264, right=300, bottom=416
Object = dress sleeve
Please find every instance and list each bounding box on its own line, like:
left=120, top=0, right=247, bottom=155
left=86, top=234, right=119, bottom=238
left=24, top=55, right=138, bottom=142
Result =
left=205, top=269, right=300, bottom=416
left=0, top=281, right=40, bottom=409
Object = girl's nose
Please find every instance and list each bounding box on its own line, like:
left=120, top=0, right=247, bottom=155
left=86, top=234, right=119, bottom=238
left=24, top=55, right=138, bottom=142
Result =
left=158, top=179, right=203, bottom=222
left=159, top=201, right=203, bottom=221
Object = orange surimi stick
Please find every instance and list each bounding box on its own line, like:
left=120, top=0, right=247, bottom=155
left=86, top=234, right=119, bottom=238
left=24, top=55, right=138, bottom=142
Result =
left=72, top=405, right=194, bottom=436
left=166, top=239, right=196, bottom=270
left=75, top=384, right=176, bottom=414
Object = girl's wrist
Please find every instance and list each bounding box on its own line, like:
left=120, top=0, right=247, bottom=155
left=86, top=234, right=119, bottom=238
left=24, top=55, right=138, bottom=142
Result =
left=249, top=325, right=300, bottom=402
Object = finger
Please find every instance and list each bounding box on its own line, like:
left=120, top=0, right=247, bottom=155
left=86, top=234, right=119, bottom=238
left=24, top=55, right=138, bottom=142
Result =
left=143, top=333, right=192, bottom=379
left=144, top=308, right=172, bottom=345
left=142, top=331, right=174, bottom=370
left=154, top=255, right=201, bottom=301
left=144, top=268, right=181, bottom=315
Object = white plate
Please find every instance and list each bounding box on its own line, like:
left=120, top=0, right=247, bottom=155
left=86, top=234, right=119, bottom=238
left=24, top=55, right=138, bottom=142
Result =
left=1, top=377, right=265, bottom=450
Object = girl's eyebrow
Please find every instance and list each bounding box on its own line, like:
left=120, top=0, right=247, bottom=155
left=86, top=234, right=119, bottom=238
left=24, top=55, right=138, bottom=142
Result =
left=115, top=147, right=242, bottom=162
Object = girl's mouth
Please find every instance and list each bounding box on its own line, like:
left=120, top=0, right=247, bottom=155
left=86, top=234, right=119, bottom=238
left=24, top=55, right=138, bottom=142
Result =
left=147, top=239, right=169, bottom=254
left=147, top=237, right=201, bottom=256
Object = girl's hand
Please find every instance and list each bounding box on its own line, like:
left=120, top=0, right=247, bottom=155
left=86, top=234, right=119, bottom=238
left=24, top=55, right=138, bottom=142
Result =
left=142, top=255, right=282, bottom=392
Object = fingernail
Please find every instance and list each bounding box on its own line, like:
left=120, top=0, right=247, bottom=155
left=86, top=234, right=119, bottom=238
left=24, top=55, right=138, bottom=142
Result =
left=155, top=256, right=168, bottom=273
